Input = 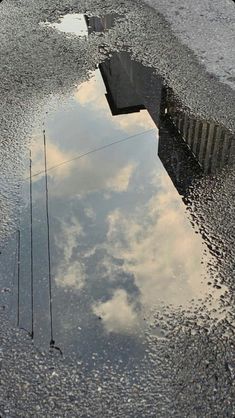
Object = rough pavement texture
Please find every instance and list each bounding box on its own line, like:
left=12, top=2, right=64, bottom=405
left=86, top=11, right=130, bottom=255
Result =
left=0, top=309, right=234, bottom=417
left=0, top=0, right=234, bottom=416
left=140, top=0, right=235, bottom=90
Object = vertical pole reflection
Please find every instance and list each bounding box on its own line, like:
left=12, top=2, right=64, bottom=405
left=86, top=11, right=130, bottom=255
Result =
left=17, top=229, right=20, bottom=327
left=43, top=129, right=54, bottom=348
left=29, top=151, right=34, bottom=339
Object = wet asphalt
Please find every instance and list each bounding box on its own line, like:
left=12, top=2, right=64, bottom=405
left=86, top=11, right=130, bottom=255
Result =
left=0, top=0, right=234, bottom=417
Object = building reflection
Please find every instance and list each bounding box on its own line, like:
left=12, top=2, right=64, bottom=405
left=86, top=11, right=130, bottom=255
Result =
left=87, top=16, right=235, bottom=195
left=165, top=90, right=235, bottom=175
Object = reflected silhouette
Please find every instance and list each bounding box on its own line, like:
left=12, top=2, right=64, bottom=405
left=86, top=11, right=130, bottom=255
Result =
left=87, top=15, right=235, bottom=184
left=85, top=14, right=117, bottom=34
left=164, top=90, right=235, bottom=174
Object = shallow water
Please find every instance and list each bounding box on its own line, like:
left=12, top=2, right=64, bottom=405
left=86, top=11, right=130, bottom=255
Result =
left=41, top=13, right=89, bottom=37
left=0, top=55, right=230, bottom=361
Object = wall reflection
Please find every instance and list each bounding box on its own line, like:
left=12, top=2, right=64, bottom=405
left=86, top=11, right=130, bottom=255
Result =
left=100, top=50, right=234, bottom=180
left=87, top=15, right=235, bottom=180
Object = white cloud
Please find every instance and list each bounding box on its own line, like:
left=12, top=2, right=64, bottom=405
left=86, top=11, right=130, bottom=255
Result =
left=75, top=70, right=157, bottom=134
left=106, top=163, right=136, bottom=192
left=55, top=217, right=86, bottom=290
left=113, top=110, right=156, bottom=134
left=93, top=289, right=138, bottom=334
left=56, top=261, right=86, bottom=289
left=105, top=173, right=212, bottom=309
left=30, top=136, right=75, bottom=182
left=75, top=75, right=107, bottom=108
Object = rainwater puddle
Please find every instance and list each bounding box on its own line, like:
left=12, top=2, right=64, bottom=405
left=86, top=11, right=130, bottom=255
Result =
left=42, top=14, right=89, bottom=37
left=0, top=15, right=233, bottom=365
left=0, top=67, right=228, bottom=360
left=41, top=13, right=118, bottom=38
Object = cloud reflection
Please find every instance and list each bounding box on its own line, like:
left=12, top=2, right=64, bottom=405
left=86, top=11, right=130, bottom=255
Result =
left=25, top=69, right=214, bottom=342
left=105, top=173, right=211, bottom=309
left=106, top=162, right=137, bottom=192
left=75, top=71, right=156, bottom=133
left=31, top=136, right=74, bottom=181
left=93, top=289, right=138, bottom=334
left=54, top=217, right=86, bottom=290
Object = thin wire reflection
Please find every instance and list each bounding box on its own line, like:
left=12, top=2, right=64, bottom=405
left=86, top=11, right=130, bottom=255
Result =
left=12, top=128, right=156, bottom=354
left=26, top=128, right=156, bottom=181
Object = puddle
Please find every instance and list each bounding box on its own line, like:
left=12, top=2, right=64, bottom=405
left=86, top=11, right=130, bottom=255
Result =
left=0, top=67, right=228, bottom=359
left=164, top=90, right=235, bottom=175
left=0, top=14, right=233, bottom=364
left=41, top=13, right=119, bottom=38
left=42, top=14, right=89, bottom=37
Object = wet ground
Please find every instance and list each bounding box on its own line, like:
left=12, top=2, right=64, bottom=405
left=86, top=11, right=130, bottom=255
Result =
left=0, top=2, right=235, bottom=417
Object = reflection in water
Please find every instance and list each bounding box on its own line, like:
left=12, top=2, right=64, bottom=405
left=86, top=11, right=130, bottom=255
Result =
left=96, top=50, right=235, bottom=178
left=87, top=15, right=234, bottom=176
left=86, top=15, right=117, bottom=35
left=165, top=90, right=235, bottom=174
left=42, top=14, right=89, bottom=37
left=0, top=15, right=231, bottom=362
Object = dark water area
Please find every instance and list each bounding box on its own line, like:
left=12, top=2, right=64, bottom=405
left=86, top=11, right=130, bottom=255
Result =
left=0, top=14, right=234, bottom=367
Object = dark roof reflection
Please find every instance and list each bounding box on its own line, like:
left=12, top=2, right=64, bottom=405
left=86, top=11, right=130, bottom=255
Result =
left=87, top=15, right=235, bottom=183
